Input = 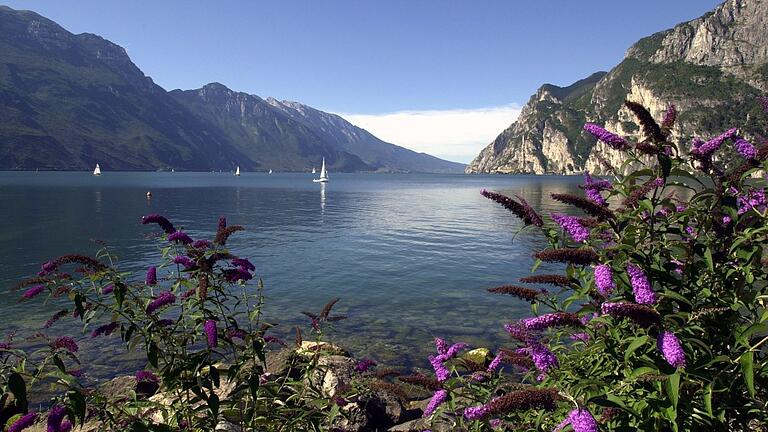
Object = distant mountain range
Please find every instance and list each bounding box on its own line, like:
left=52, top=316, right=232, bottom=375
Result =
left=0, top=5, right=464, bottom=173
left=467, top=0, right=768, bottom=174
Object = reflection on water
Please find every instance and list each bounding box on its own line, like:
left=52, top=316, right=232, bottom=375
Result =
left=320, top=182, right=327, bottom=212
left=0, top=172, right=585, bottom=375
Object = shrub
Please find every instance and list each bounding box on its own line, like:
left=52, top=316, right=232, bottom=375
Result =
left=420, top=101, right=768, bottom=431
left=2, top=216, right=356, bottom=431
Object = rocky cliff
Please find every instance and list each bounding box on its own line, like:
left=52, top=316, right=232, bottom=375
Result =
left=467, top=0, right=768, bottom=175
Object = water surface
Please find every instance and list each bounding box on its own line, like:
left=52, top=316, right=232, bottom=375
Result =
left=0, top=172, right=582, bottom=375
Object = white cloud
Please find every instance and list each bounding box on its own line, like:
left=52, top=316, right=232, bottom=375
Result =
left=337, top=105, right=522, bottom=164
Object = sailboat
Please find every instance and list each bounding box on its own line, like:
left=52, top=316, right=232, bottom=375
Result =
left=312, top=158, right=329, bottom=183
left=235, top=166, right=241, bottom=176
left=268, top=169, right=273, bottom=174
left=312, top=167, right=316, bottom=174
left=93, top=163, right=102, bottom=176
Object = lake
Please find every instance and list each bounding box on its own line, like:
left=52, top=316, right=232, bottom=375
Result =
left=0, top=171, right=582, bottom=377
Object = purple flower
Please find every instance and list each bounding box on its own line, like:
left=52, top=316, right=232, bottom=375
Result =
left=39, top=260, right=58, bottom=276
left=521, top=312, right=582, bottom=330
left=136, top=370, right=159, bottom=383
left=737, top=188, right=767, bottom=215
left=657, top=331, right=686, bottom=368
left=8, top=412, right=38, bottom=432
left=135, top=370, right=160, bottom=396
left=555, top=408, right=598, bottom=432
left=594, top=264, right=615, bottom=296
left=445, top=342, right=468, bottom=358
left=47, top=405, right=68, bottom=432
left=434, top=337, right=448, bottom=355
left=691, top=128, right=738, bottom=157
left=168, top=231, right=193, bottom=245
left=504, top=322, right=534, bottom=343
left=354, top=358, right=377, bottom=373
left=141, top=214, right=176, bottom=234
left=428, top=355, right=451, bottom=382
left=44, top=310, right=69, bottom=328
left=583, top=124, right=630, bottom=150
left=601, top=302, right=660, bottom=327
left=570, top=333, right=590, bottom=342
left=734, top=137, right=757, bottom=159
left=626, top=264, right=657, bottom=305
left=487, top=352, right=504, bottom=372
left=191, top=239, right=212, bottom=249
left=463, top=404, right=492, bottom=420
left=223, top=267, right=253, bottom=282
left=145, top=266, right=157, bottom=285
left=204, top=319, right=218, bottom=348
left=173, top=256, right=195, bottom=268
left=102, top=284, right=114, bottom=294
left=722, top=216, right=732, bottom=225
left=231, top=258, right=255, bottom=271
left=52, top=336, right=78, bottom=353
left=423, top=389, right=449, bottom=417
left=530, top=343, right=558, bottom=372
left=580, top=172, right=611, bottom=206
left=146, top=291, right=176, bottom=313
left=91, top=322, right=119, bottom=338
left=22, top=285, right=45, bottom=299
left=661, top=104, right=677, bottom=129
left=551, top=214, right=590, bottom=242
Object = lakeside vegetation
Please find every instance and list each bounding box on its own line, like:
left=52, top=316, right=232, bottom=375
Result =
left=2, top=101, right=768, bottom=431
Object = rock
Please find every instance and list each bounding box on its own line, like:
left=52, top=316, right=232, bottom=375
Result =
left=363, top=388, right=420, bottom=430
left=466, top=0, right=768, bottom=176
left=296, top=341, right=349, bottom=357
left=310, top=355, right=357, bottom=397
left=98, top=375, right=137, bottom=401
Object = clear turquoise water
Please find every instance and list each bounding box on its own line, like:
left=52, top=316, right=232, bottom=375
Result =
left=0, top=171, right=581, bottom=374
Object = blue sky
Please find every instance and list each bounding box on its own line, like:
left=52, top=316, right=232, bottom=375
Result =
left=4, top=0, right=723, bottom=162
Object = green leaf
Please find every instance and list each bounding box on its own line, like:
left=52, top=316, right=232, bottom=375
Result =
left=704, top=248, right=713, bottom=272
left=68, top=389, right=87, bottom=422
left=148, top=342, right=159, bottom=368
left=208, top=393, right=220, bottom=419
left=624, top=336, right=649, bottom=362
left=739, top=351, right=755, bottom=397
left=704, top=383, right=713, bottom=417
left=8, top=373, right=27, bottom=409
left=666, top=372, right=680, bottom=410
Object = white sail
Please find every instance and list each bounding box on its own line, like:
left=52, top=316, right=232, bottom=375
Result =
left=235, top=166, right=240, bottom=176
left=313, top=157, right=329, bottom=183
left=269, top=169, right=273, bottom=174
left=93, top=163, right=101, bottom=176
left=312, top=167, right=316, bottom=174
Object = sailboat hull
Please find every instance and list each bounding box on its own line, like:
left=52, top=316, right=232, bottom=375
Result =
left=312, top=178, right=329, bottom=183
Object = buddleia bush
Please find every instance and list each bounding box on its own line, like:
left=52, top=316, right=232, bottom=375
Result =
left=2, top=217, right=355, bottom=431
left=419, top=101, right=768, bottom=431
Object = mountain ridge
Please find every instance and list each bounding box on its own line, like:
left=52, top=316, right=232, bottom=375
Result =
left=0, top=5, right=464, bottom=173
left=467, top=0, right=768, bottom=175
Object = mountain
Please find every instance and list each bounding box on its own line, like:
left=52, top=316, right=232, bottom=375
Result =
left=0, top=6, right=463, bottom=172
left=266, top=98, right=464, bottom=173
left=168, top=84, right=372, bottom=172
left=466, top=0, right=768, bottom=175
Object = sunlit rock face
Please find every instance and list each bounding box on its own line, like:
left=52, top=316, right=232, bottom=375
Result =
left=467, top=0, right=768, bottom=176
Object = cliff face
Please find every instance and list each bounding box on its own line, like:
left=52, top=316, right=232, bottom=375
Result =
left=467, top=0, right=768, bottom=175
